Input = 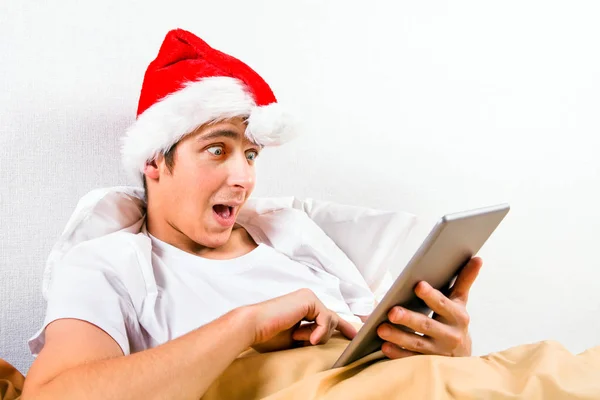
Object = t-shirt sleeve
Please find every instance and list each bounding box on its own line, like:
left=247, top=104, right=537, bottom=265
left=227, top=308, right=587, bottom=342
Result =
left=29, top=239, right=144, bottom=356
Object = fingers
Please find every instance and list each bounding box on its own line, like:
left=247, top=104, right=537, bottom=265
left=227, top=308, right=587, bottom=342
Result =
left=376, top=259, right=481, bottom=359
left=386, top=306, right=453, bottom=339
left=294, top=318, right=356, bottom=344
left=450, top=257, right=483, bottom=303
left=292, top=323, right=316, bottom=342
left=296, top=289, right=357, bottom=345
left=312, top=311, right=336, bottom=344
left=255, top=288, right=356, bottom=347
left=413, top=282, right=465, bottom=324
left=299, top=290, right=332, bottom=344
left=312, top=312, right=358, bottom=344
left=293, top=320, right=356, bottom=345
left=377, top=324, right=440, bottom=355
left=296, top=288, right=324, bottom=321
left=336, top=317, right=358, bottom=340
left=381, top=342, right=420, bottom=359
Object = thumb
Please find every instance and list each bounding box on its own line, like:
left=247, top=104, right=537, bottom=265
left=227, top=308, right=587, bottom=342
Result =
left=450, top=257, right=483, bottom=303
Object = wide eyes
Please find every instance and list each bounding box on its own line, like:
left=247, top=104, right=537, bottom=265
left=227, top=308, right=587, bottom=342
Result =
left=206, top=145, right=259, bottom=161
left=246, top=150, right=258, bottom=161
left=207, top=145, right=224, bottom=156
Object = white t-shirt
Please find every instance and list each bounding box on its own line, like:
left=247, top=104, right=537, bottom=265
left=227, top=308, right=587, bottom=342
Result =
left=30, top=229, right=371, bottom=356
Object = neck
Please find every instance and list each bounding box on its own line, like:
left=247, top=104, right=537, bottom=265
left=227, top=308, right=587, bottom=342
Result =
left=144, top=194, right=211, bottom=256
left=145, top=197, right=253, bottom=260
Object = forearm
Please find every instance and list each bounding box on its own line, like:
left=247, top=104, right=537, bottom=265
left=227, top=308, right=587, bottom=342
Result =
left=26, top=308, right=255, bottom=400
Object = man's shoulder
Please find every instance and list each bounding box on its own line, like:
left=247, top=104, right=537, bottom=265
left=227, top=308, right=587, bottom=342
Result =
left=62, top=230, right=151, bottom=267
left=53, top=230, right=153, bottom=301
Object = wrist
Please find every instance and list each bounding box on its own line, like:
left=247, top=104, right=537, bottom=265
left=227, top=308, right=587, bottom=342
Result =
left=227, top=306, right=258, bottom=348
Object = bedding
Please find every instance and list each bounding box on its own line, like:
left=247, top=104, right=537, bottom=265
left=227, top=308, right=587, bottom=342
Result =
left=7, top=336, right=598, bottom=399
left=203, top=334, right=600, bottom=399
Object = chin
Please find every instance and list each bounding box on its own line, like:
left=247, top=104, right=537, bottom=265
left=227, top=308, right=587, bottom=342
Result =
left=195, top=227, right=233, bottom=249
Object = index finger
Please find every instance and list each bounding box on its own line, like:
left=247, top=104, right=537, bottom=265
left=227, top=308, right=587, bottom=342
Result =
left=310, top=313, right=357, bottom=345
left=336, top=317, right=357, bottom=340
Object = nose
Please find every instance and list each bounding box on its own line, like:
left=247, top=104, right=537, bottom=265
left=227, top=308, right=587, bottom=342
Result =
left=226, top=152, right=254, bottom=190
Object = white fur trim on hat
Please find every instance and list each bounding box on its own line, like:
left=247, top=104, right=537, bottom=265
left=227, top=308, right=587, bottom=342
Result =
left=121, top=76, right=296, bottom=182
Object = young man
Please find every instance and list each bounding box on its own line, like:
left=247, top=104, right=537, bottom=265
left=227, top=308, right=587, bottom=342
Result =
left=23, top=29, right=481, bottom=399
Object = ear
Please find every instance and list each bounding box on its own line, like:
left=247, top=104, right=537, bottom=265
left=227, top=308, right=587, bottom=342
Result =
left=143, top=158, right=161, bottom=181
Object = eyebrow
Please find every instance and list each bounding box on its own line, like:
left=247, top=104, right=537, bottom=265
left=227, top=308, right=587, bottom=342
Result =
left=196, top=129, right=242, bottom=142
left=196, top=128, right=263, bottom=149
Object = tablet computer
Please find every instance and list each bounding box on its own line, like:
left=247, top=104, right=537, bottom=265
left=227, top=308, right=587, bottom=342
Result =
left=331, top=203, right=510, bottom=368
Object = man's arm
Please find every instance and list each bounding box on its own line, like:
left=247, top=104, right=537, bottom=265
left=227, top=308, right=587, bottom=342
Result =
left=23, top=289, right=356, bottom=400
left=23, top=308, right=254, bottom=400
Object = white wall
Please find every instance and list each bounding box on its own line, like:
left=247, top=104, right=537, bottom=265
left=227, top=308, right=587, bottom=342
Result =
left=1, top=0, right=599, bottom=373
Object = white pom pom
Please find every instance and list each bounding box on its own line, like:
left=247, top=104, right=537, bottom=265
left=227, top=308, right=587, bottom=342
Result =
left=246, top=103, right=298, bottom=146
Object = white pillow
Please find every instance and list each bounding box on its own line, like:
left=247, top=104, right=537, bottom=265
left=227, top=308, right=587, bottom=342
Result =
left=43, top=187, right=145, bottom=298
left=43, top=188, right=417, bottom=301
left=292, top=199, right=417, bottom=300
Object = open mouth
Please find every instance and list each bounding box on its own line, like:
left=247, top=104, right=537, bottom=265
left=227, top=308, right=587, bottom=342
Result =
left=213, top=204, right=234, bottom=219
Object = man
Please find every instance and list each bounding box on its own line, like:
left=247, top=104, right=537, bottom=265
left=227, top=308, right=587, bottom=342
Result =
left=23, top=29, right=481, bottom=399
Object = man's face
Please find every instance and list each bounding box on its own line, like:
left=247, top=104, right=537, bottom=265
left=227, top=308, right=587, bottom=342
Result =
left=146, top=117, right=260, bottom=249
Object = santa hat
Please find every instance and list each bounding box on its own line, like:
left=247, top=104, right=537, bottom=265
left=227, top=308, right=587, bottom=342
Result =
left=121, top=28, right=297, bottom=182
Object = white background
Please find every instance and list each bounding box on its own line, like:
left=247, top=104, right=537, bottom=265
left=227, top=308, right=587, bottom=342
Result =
left=1, top=0, right=599, bottom=373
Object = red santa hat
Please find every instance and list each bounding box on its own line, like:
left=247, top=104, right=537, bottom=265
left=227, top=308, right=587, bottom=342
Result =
left=121, top=28, right=297, bottom=181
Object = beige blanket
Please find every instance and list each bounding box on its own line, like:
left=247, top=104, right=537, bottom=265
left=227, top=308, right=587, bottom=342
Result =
left=204, top=337, right=600, bottom=400
left=3, top=339, right=599, bottom=399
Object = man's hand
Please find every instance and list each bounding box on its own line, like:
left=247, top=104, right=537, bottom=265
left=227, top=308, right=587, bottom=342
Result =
left=376, top=257, right=483, bottom=359
left=248, top=288, right=357, bottom=353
